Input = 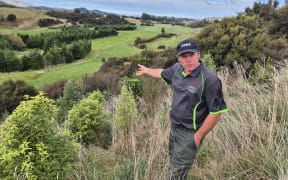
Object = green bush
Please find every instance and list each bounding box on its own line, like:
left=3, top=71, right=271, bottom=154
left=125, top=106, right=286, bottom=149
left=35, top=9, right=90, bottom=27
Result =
left=202, top=52, right=216, bottom=72
left=56, top=81, right=81, bottom=124
left=0, top=94, right=78, bottom=179
left=124, top=76, right=143, bottom=97
left=248, top=57, right=274, bottom=84
left=67, top=91, right=111, bottom=147
left=115, top=83, right=138, bottom=154
left=196, top=10, right=288, bottom=73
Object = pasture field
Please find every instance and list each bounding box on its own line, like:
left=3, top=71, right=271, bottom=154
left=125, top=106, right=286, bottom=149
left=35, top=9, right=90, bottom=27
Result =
left=0, top=7, right=48, bottom=30
left=0, top=24, right=199, bottom=89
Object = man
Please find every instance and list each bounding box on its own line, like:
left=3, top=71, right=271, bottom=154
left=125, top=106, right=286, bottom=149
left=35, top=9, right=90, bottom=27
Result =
left=136, top=39, right=228, bottom=179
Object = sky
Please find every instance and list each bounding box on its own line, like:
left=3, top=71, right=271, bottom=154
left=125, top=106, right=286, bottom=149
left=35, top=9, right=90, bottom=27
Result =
left=4, top=0, right=286, bottom=19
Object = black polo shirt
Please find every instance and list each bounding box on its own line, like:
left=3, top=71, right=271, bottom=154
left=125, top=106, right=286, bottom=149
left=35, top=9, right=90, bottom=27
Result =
left=161, top=62, right=228, bottom=131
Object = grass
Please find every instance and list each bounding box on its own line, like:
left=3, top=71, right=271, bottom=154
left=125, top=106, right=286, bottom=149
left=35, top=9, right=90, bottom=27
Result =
left=0, top=7, right=48, bottom=31
left=0, top=24, right=195, bottom=89
left=72, top=66, right=288, bottom=179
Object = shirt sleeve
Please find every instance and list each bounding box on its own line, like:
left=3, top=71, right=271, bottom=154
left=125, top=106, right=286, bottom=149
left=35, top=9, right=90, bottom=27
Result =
left=161, top=63, right=179, bottom=85
left=205, top=78, right=228, bottom=114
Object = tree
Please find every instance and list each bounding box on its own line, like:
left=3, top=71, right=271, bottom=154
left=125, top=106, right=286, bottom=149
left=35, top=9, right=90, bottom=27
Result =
left=161, top=27, right=165, bottom=34
left=7, top=14, right=16, bottom=22
left=56, top=81, right=81, bottom=124
left=67, top=91, right=111, bottom=147
left=0, top=94, right=78, bottom=179
left=115, top=83, right=138, bottom=153
left=8, top=34, right=26, bottom=50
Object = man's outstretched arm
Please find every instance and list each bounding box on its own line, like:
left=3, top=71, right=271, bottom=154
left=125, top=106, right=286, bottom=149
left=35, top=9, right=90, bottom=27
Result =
left=136, top=64, right=163, bottom=78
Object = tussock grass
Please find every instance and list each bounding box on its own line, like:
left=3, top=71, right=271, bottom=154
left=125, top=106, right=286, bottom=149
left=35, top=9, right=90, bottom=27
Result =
left=73, top=67, right=288, bottom=179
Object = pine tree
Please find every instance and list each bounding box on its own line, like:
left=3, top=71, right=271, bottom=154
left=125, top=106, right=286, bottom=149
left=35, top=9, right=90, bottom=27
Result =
left=0, top=93, right=78, bottom=179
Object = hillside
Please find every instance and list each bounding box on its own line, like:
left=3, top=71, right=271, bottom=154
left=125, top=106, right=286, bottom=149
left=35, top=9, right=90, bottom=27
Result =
left=0, top=7, right=57, bottom=30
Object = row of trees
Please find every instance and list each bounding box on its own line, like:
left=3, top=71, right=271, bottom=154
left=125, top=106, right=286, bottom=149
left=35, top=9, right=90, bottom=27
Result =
left=0, top=26, right=123, bottom=72
left=0, top=40, right=91, bottom=72
left=38, top=18, right=62, bottom=27
left=21, top=27, right=118, bottom=50
left=47, top=11, right=129, bottom=25
left=140, top=13, right=192, bottom=25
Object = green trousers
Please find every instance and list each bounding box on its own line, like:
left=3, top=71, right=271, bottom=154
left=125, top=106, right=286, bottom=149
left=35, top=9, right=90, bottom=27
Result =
left=166, top=124, right=199, bottom=180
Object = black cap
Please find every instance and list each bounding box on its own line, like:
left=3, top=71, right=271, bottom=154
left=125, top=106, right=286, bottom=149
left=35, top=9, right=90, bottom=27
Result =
left=176, top=39, right=200, bottom=56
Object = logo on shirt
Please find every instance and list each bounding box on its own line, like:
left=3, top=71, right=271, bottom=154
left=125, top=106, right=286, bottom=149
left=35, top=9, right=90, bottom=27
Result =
left=186, top=83, right=197, bottom=93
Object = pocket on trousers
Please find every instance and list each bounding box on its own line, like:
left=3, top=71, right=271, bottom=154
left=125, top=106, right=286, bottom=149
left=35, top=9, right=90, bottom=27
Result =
left=172, top=129, right=198, bottom=165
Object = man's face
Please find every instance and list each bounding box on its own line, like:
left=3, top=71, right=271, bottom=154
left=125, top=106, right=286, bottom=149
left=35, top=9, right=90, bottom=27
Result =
left=178, top=51, right=200, bottom=74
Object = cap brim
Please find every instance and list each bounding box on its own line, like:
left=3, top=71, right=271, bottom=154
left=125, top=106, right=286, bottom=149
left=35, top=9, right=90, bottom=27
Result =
left=176, top=49, right=199, bottom=56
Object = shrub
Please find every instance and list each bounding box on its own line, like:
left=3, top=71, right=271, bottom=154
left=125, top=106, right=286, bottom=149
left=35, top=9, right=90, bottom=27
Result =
left=202, top=52, right=216, bottom=72
left=79, top=69, right=123, bottom=95
left=42, top=79, right=67, bottom=99
left=248, top=57, right=274, bottom=85
left=6, top=14, right=16, bottom=22
left=38, top=18, right=62, bottom=27
left=124, top=76, right=143, bottom=97
left=56, top=81, right=81, bottom=124
left=67, top=91, right=111, bottom=147
left=0, top=80, right=38, bottom=115
left=0, top=94, right=78, bottom=179
left=115, top=83, right=138, bottom=153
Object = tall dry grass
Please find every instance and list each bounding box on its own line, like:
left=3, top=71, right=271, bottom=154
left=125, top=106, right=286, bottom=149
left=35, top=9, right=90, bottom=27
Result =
left=73, top=67, right=288, bottom=179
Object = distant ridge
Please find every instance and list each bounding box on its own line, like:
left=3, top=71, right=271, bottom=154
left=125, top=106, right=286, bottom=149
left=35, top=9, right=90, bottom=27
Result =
left=32, top=6, right=112, bottom=15
left=74, top=7, right=109, bottom=15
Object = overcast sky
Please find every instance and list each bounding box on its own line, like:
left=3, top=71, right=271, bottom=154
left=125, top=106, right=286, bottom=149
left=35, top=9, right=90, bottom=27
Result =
left=5, top=0, right=286, bottom=19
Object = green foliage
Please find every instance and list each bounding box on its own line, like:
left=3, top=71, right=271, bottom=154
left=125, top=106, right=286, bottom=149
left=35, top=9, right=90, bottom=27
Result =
left=202, top=52, right=216, bottom=72
left=71, top=40, right=91, bottom=59
left=116, top=83, right=137, bottom=131
left=0, top=93, right=78, bottom=179
left=161, top=27, right=165, bottom=34
left=67, top=91, right=111, bottom=147
left=0, top=80, right=38, bottom=115
left=0, top=34, right=12, bottom=50
left=249, top=57, right=274, bottom=84
left=115, top=83, right=138, bottom=154
left=45, top=46, right=62, bottom=65
left=38, top=18, right=62, bottom=27
left=56, top=81, right=81, bottom=124
left=269, top=6, right=288, bottom=37
left=124, top=76, right=143, bottom=97
left=22, top=50, right=44, bottom=70
left=47, top=11, right=129, bottom=26
left=196, top=11, right=288, bottom=73
left=0, top=50, right=22, bottom=72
